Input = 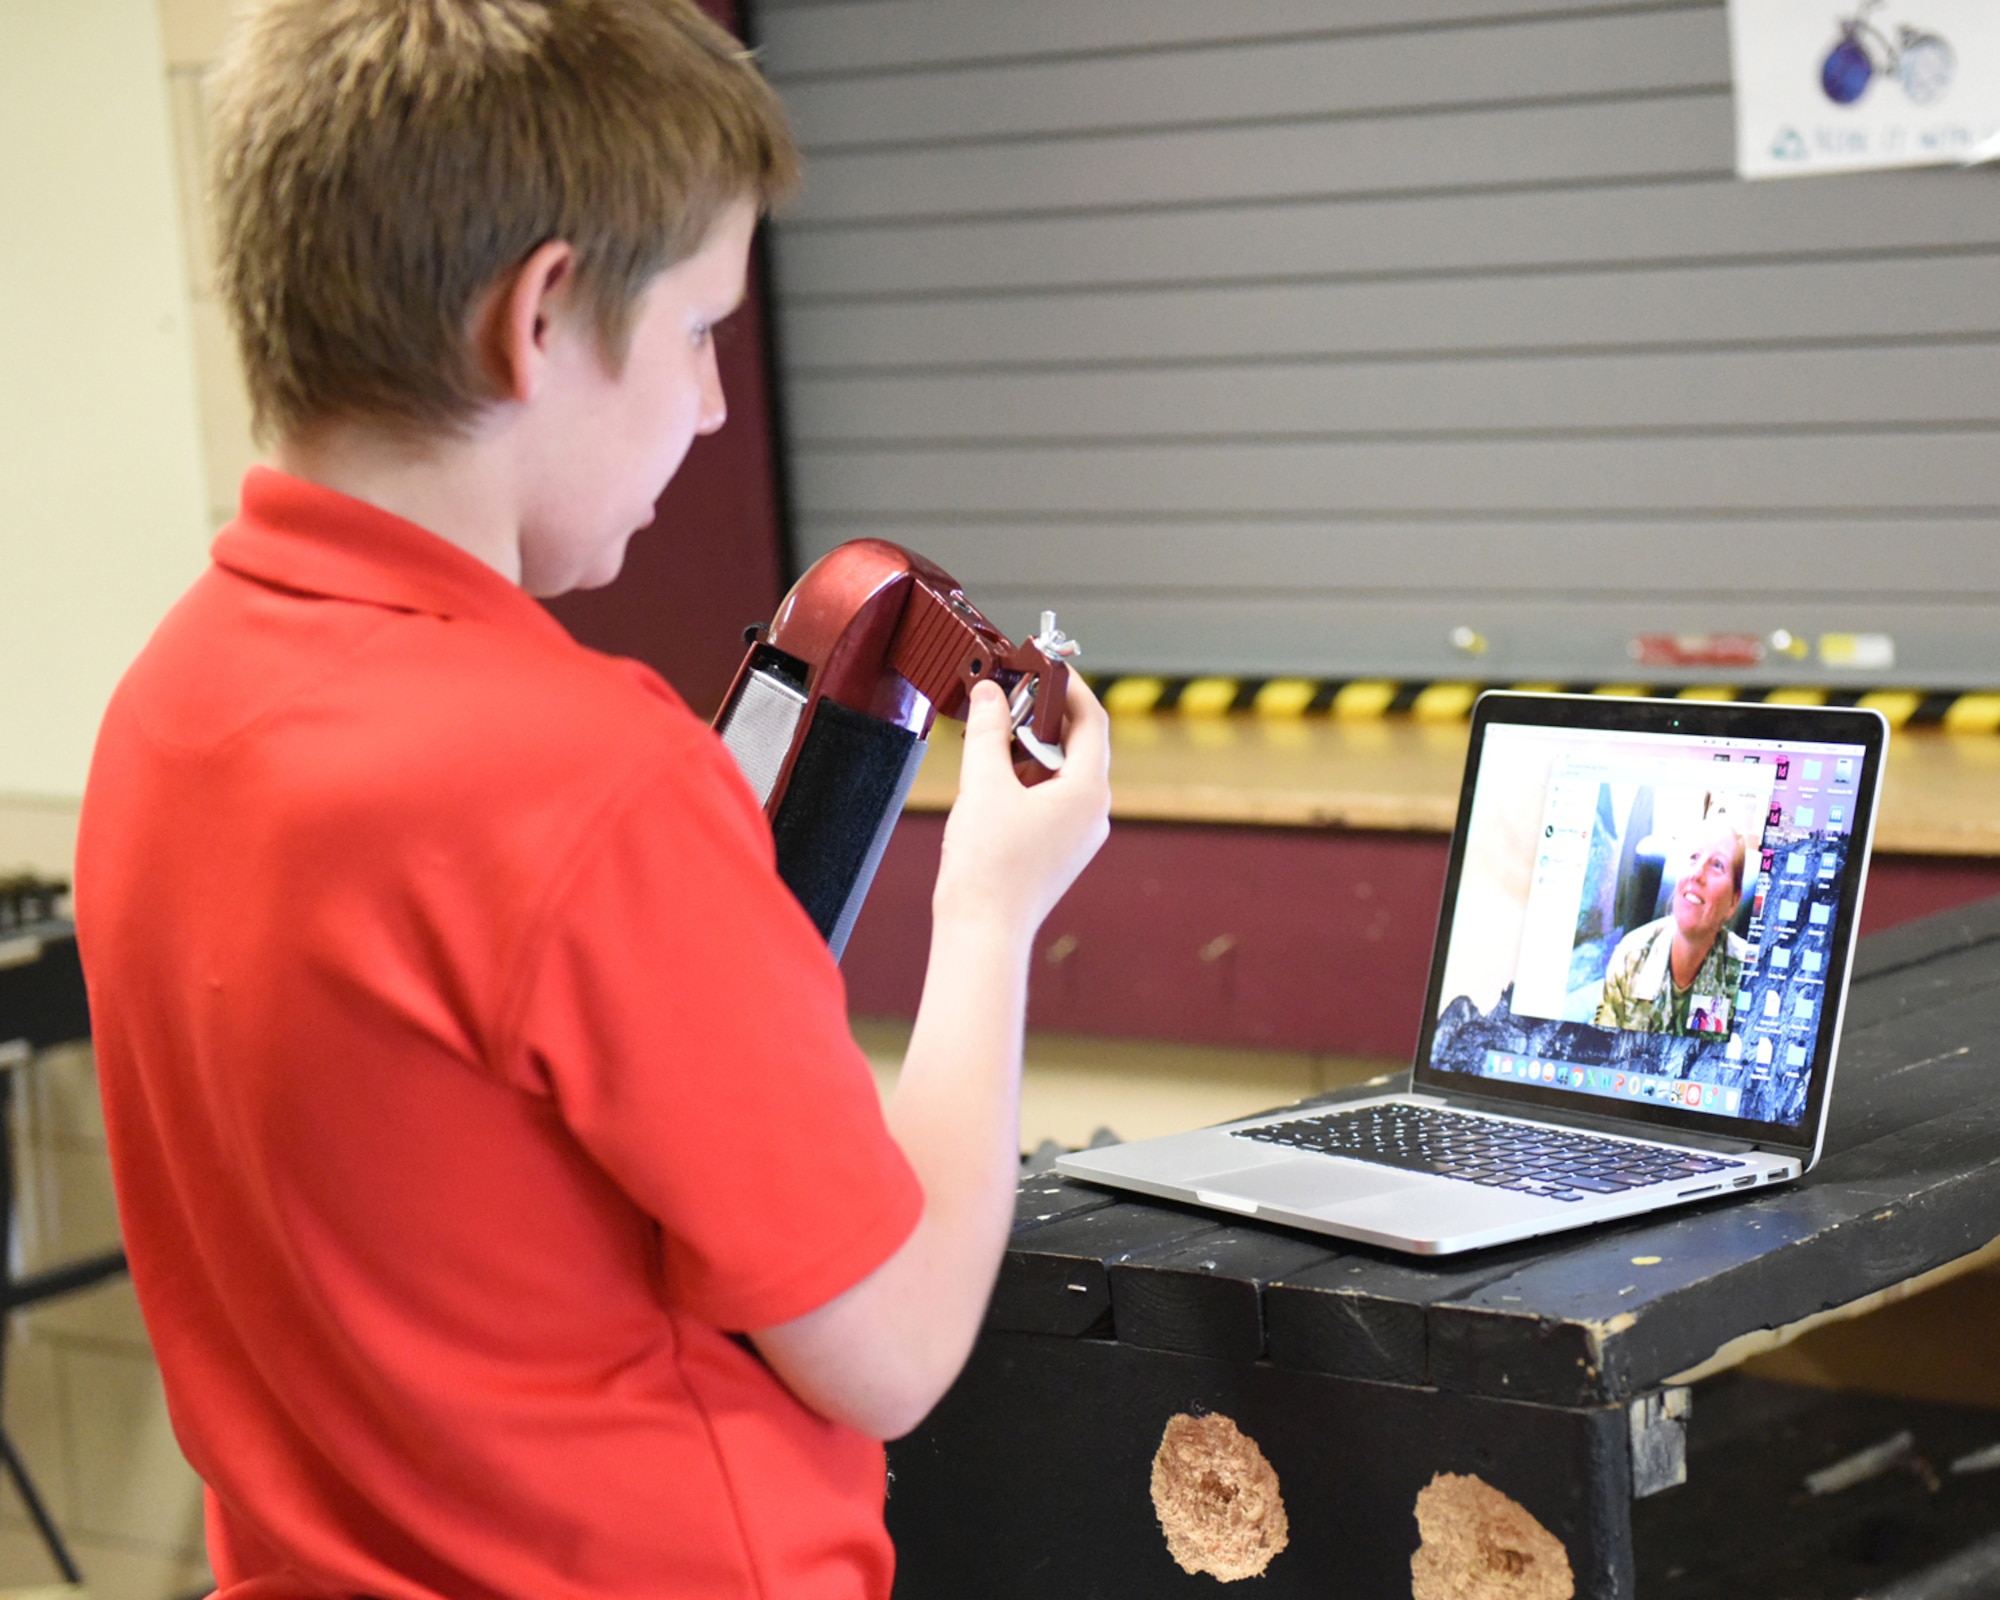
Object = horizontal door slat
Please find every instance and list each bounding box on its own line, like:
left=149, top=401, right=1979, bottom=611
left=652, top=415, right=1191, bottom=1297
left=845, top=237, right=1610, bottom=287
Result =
left=777, top=255, right=2000, bottom=369
left=786, top=345, right=2000, bottom=441
left=794, top=518, right=2000, bottom=598
left=813, top=591, right=2000, bottom=681
left=777, top=10, right=1726, bottom=148
left=790, top=433, right=2000, bottom=517
left=757, top=0, right=1686, bottom=78
left=773, top=172, right=1997, bottom=295
left=788, top=95, right=1729, bottom=224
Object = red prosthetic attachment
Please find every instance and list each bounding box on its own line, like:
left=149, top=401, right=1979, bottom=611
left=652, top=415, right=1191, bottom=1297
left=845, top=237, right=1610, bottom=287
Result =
left=718, top=539, right=1076, bottom=815
left=712, top=540, right=1078, bottom=956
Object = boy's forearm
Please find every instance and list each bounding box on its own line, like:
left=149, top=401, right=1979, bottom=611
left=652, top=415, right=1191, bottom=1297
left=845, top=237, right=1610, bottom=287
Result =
left=751, top=676, right=1109, bottom=1439
left=887, top=902, right=1037, bottom=1308
left=747, top=906, right=1034, bottom=1440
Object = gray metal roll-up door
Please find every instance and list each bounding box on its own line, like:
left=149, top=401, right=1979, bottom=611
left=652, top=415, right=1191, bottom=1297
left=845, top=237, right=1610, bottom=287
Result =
left=757, top=0, right=2000, bottom=687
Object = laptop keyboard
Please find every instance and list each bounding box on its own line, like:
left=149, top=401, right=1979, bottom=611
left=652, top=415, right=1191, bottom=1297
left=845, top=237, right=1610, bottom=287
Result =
left=1233, top=1103, right=1739, bottom=1202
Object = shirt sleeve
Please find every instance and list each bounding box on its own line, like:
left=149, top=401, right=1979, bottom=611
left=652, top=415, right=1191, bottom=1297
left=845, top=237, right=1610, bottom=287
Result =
left=1595, top=934, right=1639, bottom=1029
left=501, top=726, right=923, bottom=1333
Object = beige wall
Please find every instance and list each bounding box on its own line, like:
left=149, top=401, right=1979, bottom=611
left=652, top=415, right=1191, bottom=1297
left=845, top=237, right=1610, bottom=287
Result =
left=0, top=1, right=213, bottom=807
left=3, top=5, right=241, bottom=1595
left=158, top=0, right=260, bottom=539
left=0, top=0, right=250, bottom=871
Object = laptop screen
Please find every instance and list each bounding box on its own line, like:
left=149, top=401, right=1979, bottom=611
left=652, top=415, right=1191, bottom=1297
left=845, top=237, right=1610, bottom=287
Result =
left=1412, top=694, right=1886, bottom=1155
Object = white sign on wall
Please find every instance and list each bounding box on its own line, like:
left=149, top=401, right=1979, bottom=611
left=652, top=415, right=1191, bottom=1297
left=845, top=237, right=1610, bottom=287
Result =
left=1727, top=0, right=2000, bottom=178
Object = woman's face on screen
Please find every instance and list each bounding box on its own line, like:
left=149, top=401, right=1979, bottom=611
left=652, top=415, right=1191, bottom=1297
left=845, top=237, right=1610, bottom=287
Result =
left=1672, top=824, right=1744, bottom=947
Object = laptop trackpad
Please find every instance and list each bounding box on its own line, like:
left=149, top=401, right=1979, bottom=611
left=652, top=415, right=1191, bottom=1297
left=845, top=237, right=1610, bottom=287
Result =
left=1199, top=1156, right=1413, bottom=1212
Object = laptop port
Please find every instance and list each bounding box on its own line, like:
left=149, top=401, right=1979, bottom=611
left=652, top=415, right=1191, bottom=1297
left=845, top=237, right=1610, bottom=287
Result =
left=1732, top=1174, right=1756, bottom=1189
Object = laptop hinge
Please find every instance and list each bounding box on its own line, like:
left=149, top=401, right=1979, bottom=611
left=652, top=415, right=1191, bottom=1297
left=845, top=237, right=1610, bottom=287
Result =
left=1415, top=1086, right=1764, bottom=1156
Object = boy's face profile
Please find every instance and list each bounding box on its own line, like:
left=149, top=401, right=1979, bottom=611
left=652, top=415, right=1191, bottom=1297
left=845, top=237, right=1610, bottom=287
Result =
left=515, top=199, right=758, bottom=598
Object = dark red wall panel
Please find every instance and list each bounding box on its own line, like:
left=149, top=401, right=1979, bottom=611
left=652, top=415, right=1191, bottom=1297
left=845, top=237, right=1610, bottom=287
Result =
left=543, top=0, right=787, bottom=721
left=1854, top=855, right=2000, bottom=938
left=841, top=817, right=2000, bottom=1060
left=842, top=817, right=1451, bottom=1060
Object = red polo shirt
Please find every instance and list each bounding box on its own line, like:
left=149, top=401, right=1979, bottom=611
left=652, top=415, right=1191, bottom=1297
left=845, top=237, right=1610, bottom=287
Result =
left=76, top=469, right=923, bottom=1600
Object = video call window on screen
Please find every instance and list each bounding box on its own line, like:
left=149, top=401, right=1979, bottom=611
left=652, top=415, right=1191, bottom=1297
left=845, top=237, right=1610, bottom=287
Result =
left=1424, top=723, right=1868, bottom=1130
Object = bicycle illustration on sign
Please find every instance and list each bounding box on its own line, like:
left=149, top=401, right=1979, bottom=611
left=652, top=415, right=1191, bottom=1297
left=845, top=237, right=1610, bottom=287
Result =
left=1820, top=0, right=1956, bottom=104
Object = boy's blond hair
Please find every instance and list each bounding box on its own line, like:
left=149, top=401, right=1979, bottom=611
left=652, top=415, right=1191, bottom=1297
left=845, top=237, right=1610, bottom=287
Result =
left=210, top=0, right=799, bottom=441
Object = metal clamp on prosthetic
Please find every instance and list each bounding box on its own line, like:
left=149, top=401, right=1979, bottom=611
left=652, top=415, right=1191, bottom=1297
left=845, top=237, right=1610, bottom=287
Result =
left=714, top=540, right=1077, bottom=959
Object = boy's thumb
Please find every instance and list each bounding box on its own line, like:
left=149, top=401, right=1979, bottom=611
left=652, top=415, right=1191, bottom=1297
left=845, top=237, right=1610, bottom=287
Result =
left=958, top=679, right=1014, bottom=779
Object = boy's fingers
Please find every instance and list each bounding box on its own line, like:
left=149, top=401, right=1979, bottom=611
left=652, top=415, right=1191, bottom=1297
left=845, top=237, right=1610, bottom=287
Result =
left=1054, top=673, right=1110, bottom=779
left=957, top=679, right=1017, bottom=789
left=960, top=673, right=1109, bottom=794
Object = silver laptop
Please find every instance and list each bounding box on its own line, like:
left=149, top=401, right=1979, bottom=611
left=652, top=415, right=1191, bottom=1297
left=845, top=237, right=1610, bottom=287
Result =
left=1058, top=691, right=1889, bottom=1254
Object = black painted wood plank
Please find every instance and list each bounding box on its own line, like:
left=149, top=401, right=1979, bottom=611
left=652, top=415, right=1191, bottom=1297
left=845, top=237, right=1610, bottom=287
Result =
left=1427, top=1099, right=2000, bottom=1407
left=1012, top=1171, right=1118, bottom=1236
left=888, top=1332, right=1636, bottom=1600
left=1820, top=974, right=2000, bottom=1153
left=1848, top=894, right=2000, bottom=985
left=988, top=1200, right=1223, bottom=1338
left=1262, top=1237, right=1557, bottom=1386
left=1840, top=938, right=2000, bottom=1038
left=1107, top=1227, right=1339, bottom=1364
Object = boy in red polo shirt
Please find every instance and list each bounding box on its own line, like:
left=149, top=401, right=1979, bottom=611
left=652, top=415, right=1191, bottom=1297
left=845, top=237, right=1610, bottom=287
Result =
left=73, top=4, right=1110, bottom=1597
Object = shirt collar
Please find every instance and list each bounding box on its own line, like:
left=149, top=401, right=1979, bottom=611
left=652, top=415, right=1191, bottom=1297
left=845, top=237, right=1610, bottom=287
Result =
left=212, top=466, right=573, bottom=644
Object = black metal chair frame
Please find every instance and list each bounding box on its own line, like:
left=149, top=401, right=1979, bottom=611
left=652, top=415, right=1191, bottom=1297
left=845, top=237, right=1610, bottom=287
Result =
left=1, top=882, right=126, bottom=1587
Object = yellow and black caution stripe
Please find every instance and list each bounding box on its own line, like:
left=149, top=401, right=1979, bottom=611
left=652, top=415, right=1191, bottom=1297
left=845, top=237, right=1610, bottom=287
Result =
left=1084, top=677, right=2000, bottom=732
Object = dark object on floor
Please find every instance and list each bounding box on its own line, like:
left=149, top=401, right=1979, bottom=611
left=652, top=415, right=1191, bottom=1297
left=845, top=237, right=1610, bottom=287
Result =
left=1635, top=1378, right=2000, bottom=1599
left=1862, top=1529, right=2000, bottom=1600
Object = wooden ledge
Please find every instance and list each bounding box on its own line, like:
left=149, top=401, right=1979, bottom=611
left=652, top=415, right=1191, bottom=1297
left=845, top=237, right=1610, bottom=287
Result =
left=908, top=719, right=2000, bottom=859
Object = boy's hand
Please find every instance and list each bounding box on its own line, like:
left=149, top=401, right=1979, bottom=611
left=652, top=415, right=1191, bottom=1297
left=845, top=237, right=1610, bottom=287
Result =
left=933, top=675, right=1111, bottom=938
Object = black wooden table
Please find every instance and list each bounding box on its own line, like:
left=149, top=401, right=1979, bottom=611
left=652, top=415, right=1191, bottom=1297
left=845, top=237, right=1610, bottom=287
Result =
left=886, top=899, right=2000, bottom=1599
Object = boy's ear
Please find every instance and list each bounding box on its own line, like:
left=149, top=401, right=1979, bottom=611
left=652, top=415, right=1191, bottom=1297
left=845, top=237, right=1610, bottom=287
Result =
left=477, top=240, right=577, bottom=404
